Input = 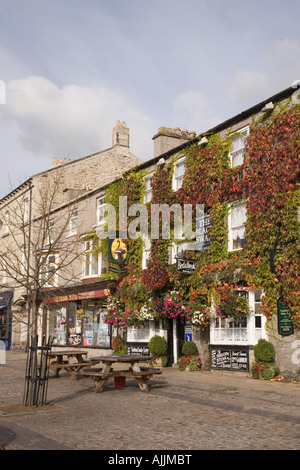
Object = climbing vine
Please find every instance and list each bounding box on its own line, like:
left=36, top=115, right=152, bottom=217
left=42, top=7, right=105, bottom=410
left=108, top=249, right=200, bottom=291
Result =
left=100, top=100, right=300, bottom=332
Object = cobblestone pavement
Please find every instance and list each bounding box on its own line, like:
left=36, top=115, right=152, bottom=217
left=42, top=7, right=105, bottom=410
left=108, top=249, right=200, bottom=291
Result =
left=0, top=351, right=299, bottom=451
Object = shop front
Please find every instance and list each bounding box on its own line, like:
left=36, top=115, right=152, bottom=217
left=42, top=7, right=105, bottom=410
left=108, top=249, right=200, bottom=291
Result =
left=0, top=291, right=13, bottom=350
left=44, top=284, right=114, bottom=349
left=125, top=317, right=186, bottom=366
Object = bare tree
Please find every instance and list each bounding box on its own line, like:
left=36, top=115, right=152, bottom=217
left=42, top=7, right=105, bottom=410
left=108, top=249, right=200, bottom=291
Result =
left=0, top=173, right=88, bottom=346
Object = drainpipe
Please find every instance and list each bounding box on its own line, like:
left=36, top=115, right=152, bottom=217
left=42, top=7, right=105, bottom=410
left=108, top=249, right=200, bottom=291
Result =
left=26, top=180, right=33, bottom=350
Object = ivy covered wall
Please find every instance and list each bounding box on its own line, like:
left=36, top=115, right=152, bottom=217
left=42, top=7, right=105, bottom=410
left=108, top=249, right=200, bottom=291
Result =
left=92, top=97, right=299, bottom=373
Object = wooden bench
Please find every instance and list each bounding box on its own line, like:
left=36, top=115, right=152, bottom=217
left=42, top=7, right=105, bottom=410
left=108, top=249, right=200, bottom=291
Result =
left=130, top=368, right=162, bottom=392
left=80, top=370, right=114, bottom=393
left=49, top=360, right=98, bottom=380
left=80, top=367, right=162, bottom=393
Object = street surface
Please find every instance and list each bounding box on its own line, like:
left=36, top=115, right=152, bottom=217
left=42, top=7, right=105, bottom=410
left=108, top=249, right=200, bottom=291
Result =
left=0, top=351, right=299, bottom=452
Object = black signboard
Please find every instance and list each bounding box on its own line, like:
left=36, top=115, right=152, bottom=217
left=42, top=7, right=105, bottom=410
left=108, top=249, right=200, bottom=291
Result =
left=195, top=212, right=212, bottom=251
left=210, top=346, right=249, bottom=371
left=176, top=258, right=196, bottom=274
left=126, top=344, right=150, bottom=356
left=277, top=299, right=294, bottom=336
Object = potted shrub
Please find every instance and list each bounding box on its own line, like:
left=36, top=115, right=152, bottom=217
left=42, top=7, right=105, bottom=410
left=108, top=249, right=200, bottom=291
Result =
left=148, top=335, right=168, bottom=367
left=251, top=339, right=280, bottom=380
left=178, top=341, right=202, bottom=371
left=182, top=340, right=198, bottom=356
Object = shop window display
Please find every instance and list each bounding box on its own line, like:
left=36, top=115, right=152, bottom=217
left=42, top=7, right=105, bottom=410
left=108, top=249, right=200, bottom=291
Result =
left=48, top=300, right=111, bottom=348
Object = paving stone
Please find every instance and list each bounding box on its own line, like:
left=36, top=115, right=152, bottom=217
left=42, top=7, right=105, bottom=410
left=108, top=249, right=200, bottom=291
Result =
left=0, top=351, right=299, bottom=451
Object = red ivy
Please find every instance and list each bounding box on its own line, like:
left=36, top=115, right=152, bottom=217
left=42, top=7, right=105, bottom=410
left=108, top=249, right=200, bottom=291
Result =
left=141, top=258, right=169, bottom=290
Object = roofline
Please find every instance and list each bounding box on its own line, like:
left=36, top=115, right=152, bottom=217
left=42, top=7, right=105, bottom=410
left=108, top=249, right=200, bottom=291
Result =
left=32, top=145, right=115, bottom=178
left=204, top=86, right=295, bottom=135
left=129, top=86, right=298, bottom=173
left=0, top=178, right=33, bottom=204
left=1, top=85, right=297, bottom=205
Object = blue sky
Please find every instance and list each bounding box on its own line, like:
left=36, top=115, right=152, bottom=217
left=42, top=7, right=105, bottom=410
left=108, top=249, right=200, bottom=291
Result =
left=0, top=0, right=299, bottom=196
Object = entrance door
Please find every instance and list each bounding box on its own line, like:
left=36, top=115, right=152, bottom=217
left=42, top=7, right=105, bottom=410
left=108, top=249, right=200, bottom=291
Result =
left=177, top=316, right=186, bottom=359
left=166, top=319, right=173, bottom=365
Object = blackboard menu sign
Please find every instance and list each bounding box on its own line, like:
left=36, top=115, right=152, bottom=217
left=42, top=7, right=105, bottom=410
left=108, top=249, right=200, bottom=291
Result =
left=211, top=346, right=249, bottom=371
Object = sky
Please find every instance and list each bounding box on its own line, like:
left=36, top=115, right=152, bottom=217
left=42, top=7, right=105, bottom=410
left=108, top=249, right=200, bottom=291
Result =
left=0, top=0, right=300, bottom=197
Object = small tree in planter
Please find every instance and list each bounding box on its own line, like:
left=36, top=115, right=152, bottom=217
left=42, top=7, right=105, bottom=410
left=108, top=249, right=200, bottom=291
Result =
left=251, top=339, right=280, bottom=380
left=148, top=335, right=168, bottom=367
left=178, top=341, right=202, bottom=371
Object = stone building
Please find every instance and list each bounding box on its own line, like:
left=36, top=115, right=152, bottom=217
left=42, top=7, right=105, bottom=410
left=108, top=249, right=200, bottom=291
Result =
left=1, top=84, right=299, bottom=380
left=0, top=122, right=142, bottom=349
left=84, top=82, right=299, bottom=378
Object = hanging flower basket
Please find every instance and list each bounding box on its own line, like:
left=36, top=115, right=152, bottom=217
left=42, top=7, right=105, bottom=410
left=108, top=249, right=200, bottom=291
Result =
left=141, top=259, right=169, bottom=290
left=219, top=289, right=252, bottom=323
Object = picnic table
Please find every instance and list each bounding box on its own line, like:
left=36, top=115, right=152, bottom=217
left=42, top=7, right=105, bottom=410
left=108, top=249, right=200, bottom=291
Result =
left=80, top=355, right=162, bottom=393
left=47, top=349, right=98, bottom=380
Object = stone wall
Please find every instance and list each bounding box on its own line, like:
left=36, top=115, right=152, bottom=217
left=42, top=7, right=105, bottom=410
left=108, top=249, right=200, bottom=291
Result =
left=268, top=317, right=300, bottom=379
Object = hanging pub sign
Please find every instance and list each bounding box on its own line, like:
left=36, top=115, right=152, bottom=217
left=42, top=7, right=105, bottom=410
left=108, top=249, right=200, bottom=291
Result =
left=195, top=212, right=211, bottom=251
left=277, top=299, right=294, bottom=336
left=108, top=237, right=127, bottom=274
left=176, top=258, right=196, bottom=274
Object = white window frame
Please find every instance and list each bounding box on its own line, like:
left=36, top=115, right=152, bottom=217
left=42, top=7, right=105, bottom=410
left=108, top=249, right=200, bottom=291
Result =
left=142, top=235, right=151, bottom=270
left=97, top=196, right=106, bottom=226
left=69, top=209, right=78, bottom=236
left=228, top=201, right=247, bottom=251
left=210, top=291, right=267, bottom=346
left=40, top=254, right=58, bottom=287
left=144, top=173, right=153, bottom=204
left=229, top=126, right=249, bottom=168
left=127, top=320, right=164, bottom=343
left=83, top=240, right=107, bottom=278
left=172, top=156, right=186, bottom=191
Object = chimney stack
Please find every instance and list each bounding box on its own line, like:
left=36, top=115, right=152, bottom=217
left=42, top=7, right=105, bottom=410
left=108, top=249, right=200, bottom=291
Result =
left=112, top=121, right=130, bottom=148
left=152, top=127, right=196, bottom=158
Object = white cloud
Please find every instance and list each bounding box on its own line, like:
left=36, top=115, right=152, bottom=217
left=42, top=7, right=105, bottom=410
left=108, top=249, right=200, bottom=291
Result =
left=226, top=39, right=300, bottom=105
left=172, top=91, right=220, bottom=135
left=2, top=76, right=157, bottom=161
left=226, top=70, right=270, bottom=104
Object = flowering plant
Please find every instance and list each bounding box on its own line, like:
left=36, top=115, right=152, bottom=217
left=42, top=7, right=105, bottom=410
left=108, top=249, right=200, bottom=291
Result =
left=137, top=298, right=156, bottom=321
left=218, top=287, right=252, bottom=323
left=251, top=361, right=280, bottom=380
left=178, top=355, right=202, bottom=371
left=104, top=296, right=140, bottom=329
left=161, top=290, right=188, bottom=319
left=141, top=258, right=169, bottom=290
left=190, top=308, right=212, bottom=329
left=186, top=291, right=211, bottom=328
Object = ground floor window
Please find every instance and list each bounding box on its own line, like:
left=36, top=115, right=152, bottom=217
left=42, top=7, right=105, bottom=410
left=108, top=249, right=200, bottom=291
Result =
left=126, top=319, right=166, bottom=355
left=213, top=315, right=248, bottom=343
left=48, top=299, right=111, bottom=348
left=210, top=290, right=265, bottom=346
left=126, top=319, right=164, bottom=344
